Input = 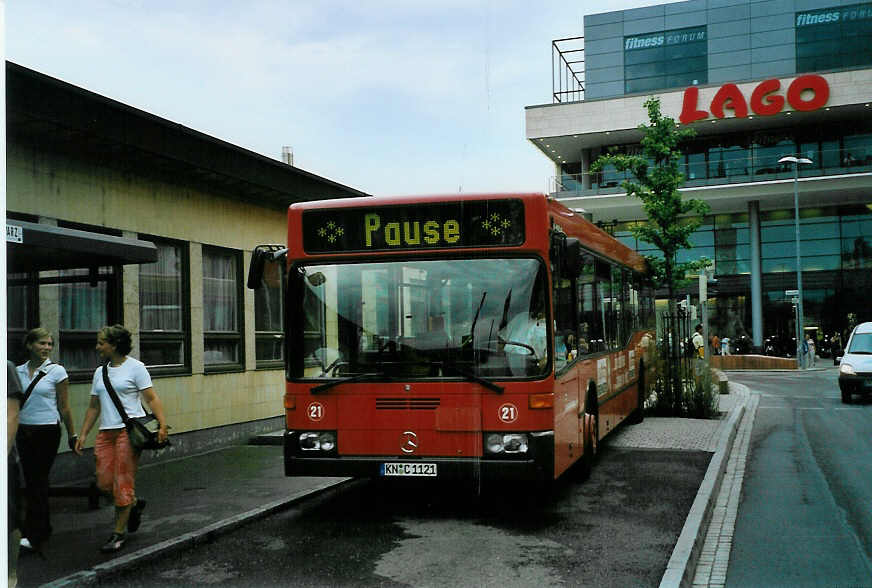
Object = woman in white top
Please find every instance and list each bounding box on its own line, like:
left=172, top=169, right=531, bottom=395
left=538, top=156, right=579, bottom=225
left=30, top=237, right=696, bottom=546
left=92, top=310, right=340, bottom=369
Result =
left=15, top=327, right=76, bottom=552
left=74, top=325, right=168, bottom=553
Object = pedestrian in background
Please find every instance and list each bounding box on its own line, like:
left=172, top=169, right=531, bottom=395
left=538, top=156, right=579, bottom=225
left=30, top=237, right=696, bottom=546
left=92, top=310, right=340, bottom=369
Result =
left=711, top=333, right=720, bottom=356
left=74, top=325, right=168, bottom=553
left=8, top=360, right=24, bottom=588
left=805, top=333, right=816, bottom=368
left=721, top=336, right=731, bottom=356
left=15, top=328, right=76, bottom=553
left=692, top=324, right=706, bottom=385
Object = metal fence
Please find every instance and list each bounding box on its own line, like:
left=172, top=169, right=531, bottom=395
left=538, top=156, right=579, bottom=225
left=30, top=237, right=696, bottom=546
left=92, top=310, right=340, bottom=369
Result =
left=655, top=309, right=696, bottom=415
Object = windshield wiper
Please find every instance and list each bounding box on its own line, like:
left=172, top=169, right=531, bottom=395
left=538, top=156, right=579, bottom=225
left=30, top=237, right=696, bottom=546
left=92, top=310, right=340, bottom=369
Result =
left=434, top=361, right=504, bottom=394
left=310, top=371, right=386, bottom=394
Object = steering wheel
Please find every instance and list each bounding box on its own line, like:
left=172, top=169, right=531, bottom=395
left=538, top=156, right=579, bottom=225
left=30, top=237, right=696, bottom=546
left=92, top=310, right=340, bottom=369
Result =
left=478, top=338, right=536, bottom=356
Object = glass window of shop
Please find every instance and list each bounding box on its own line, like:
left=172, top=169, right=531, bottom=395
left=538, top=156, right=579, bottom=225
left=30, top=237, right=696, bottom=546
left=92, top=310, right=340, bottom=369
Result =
left=708, top=141, right=750, bottom=180
left=752, top=135, right=796, bottom=176
left=714, top=214, right=750, bottom=276
left=761, top=209, right=842, bottom=272
left=841, top=217, right=872, bottom=269
left=842, top=133, right=872, bottom=167
left=624, top=26, right=707, bottom=94
left=796, top=3, right=872, bottom=73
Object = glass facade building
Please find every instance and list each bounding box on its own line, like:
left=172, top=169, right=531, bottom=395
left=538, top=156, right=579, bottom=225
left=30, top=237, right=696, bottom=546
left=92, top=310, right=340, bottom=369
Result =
left=527, top=0, right=872, bottom=354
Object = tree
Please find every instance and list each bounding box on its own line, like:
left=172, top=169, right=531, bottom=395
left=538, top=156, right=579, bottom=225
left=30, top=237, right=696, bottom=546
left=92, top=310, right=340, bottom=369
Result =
left=590, top=97, right=710, bottom=302
left=591, top=97, right=710, bottom=415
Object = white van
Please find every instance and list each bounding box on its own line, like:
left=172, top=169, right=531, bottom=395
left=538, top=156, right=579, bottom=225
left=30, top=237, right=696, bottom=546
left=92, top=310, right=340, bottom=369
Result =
left=838, top=322, right=872, bottom=404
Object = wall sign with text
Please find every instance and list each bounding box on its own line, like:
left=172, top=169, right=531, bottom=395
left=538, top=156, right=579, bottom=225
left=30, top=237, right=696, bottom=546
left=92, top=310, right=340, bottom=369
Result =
left=679, top=74, right=830, bottom=125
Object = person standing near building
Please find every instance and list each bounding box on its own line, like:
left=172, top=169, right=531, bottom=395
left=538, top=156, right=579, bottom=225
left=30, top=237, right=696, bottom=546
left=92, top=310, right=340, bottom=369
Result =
left=15, top=328, right=76, bottom=553
left=692, top=324, right=705, bottom=359
left=721, top=336, right=731, bottom=356
left=692, top=324, right=706, bottom=385
left=711, top=333, right=720, bottom=356
left=805, top=333, right=816, bottom=368
left=74, top=325, right=168, bottom=553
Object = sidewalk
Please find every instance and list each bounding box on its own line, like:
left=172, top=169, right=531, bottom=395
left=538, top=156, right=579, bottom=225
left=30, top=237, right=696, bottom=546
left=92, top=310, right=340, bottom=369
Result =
left=17, top=445, right=349, bottom=587
left=20, top=383, right=749, bottom=588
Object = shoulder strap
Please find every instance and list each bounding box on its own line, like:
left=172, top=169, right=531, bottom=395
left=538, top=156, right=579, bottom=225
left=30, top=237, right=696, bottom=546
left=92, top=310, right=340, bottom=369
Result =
left=102, top=363, right=131, bottom=424
left=21, top=368, right=48, bottom=408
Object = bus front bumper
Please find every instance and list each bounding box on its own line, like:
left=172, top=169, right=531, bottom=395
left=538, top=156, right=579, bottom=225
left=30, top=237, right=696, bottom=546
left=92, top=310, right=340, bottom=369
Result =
left=283, top=430, right=554, bottom=482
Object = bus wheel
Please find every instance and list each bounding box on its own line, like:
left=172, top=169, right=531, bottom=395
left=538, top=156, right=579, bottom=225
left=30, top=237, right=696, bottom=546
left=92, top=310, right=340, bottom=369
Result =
left=630, top=363, right=645, bottom=424
left=577, top=388, right=599, bottom=481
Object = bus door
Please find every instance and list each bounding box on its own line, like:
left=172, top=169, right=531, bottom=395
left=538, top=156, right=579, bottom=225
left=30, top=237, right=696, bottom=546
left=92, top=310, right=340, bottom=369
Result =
left=552, top=237, right=581, bottom=476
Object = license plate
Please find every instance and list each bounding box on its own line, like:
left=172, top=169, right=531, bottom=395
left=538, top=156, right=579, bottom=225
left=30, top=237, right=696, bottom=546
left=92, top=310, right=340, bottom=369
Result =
left=381, top=462, right=437, bottom=477
left=863, top=380, right=872, bottom=389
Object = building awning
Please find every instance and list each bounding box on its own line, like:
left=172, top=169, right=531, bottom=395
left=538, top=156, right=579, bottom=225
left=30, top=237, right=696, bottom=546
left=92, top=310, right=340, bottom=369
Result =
left=6, top=220, right=158, bottom=272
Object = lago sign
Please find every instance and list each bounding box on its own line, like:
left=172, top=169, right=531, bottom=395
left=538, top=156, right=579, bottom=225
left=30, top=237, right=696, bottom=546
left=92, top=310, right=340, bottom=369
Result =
left=679, top=74, right=830, bottom=125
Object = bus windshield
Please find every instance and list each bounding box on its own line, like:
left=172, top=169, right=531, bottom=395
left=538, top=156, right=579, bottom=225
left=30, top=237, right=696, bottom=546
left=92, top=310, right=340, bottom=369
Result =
left=293, top=257, right=550, bottom=380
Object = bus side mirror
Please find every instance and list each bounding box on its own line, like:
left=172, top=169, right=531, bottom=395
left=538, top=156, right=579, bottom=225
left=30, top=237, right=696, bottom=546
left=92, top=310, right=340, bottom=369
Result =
left=247, top=245, right=287, bottom=289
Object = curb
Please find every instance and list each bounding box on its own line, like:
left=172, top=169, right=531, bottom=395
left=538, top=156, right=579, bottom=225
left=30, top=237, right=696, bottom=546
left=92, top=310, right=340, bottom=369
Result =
left=659, top=384, right=748, bottom=588
left=41, top=478, right=358, bottom=588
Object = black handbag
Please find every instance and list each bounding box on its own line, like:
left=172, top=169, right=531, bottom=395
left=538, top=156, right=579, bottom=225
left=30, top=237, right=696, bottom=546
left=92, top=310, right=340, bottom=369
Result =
left=101, top=363, right=170, bottom=451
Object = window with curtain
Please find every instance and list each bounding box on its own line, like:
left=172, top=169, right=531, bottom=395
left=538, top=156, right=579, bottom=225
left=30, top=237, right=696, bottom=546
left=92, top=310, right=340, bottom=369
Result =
left=5, top=267, right=120, bottom=375
left=254, top=257, right=285, bottom=366
left=140, top=238, right=189, bottom=372
left=54, top=267, right=119, bottom=373
left=203, top=246, right=244, bottom=370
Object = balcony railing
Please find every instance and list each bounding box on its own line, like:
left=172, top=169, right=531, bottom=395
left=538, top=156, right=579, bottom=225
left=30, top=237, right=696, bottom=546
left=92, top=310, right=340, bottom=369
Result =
left=552, top=36, right=584, bottom=103
left=551, top=149, right=872, bottom=198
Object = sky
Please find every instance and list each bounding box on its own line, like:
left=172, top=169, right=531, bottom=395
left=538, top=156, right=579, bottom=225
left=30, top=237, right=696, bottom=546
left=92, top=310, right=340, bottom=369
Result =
left=6, top=0, right=662, bottom=197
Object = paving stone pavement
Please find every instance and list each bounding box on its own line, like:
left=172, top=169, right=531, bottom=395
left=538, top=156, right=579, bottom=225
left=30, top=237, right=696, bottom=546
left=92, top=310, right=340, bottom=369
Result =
left=608, top=390, right=740, bottom=453
left=692, top=383, right=756, bottom=588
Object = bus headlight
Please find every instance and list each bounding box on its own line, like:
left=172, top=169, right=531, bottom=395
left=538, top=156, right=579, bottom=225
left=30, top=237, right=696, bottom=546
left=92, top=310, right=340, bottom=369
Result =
left=299, top=431, right=336, bottom=452
left=485, top=433, right=529, bottom=455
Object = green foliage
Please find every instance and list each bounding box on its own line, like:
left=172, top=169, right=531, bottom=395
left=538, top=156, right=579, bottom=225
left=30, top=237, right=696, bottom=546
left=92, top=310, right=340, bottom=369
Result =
left=647, top=356, right=720, bottom=419
left=590, top=97, right=711, bottom=295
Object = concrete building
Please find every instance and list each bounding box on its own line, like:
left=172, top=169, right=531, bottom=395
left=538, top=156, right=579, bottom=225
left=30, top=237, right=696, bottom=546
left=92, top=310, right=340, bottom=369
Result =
left=5, top=62, right=367, bottom=477
left=526, top=0, right=872, bottom=355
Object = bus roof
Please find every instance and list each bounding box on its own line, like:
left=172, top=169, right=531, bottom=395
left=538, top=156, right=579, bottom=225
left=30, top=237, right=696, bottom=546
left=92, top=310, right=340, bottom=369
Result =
left=547, top=198, right=647, bottom=273
left=288, top=192, right=545, bottom=211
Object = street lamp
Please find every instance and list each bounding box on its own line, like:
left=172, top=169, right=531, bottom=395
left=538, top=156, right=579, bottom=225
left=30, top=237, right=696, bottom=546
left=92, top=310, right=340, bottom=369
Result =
left=778, top=155, right=813, bottom=368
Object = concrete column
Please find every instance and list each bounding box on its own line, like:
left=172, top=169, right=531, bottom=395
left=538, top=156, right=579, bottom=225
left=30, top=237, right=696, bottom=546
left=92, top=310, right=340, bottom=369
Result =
left=189, top=242, right=204, bottom=374
left=749, top=201, right=763, bottom=352
left=36, top=217, right=61, bottom=354
left=581, top=149, right=592, bottom=189
left=122, top=231, right=141, bottom=358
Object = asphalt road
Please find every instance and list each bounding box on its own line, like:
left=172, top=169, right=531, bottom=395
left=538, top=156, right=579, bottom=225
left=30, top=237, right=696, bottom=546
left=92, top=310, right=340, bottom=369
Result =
left=104, top=445, right=710, bottom=588
left=727, top=367, right=872, bottom=587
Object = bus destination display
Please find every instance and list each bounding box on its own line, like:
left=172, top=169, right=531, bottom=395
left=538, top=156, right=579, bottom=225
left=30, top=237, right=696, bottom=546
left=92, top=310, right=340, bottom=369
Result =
left=302, top=199, right=525, bottom=253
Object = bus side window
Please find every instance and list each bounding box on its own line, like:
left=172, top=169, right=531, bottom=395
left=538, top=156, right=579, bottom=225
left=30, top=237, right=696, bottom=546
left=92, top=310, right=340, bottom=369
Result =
left=597, top=259, right=616, bottom=351
left=577, top=254, right=603, bottom=354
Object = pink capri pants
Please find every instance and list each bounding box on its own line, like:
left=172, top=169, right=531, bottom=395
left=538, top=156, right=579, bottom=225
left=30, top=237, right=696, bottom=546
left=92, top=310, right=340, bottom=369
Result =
left=94, top=429, right=139, bottom=507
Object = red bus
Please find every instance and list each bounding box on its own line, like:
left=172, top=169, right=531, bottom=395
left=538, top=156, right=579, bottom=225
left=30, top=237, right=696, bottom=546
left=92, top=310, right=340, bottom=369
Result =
left=248, top=193, right=655, bottom=484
